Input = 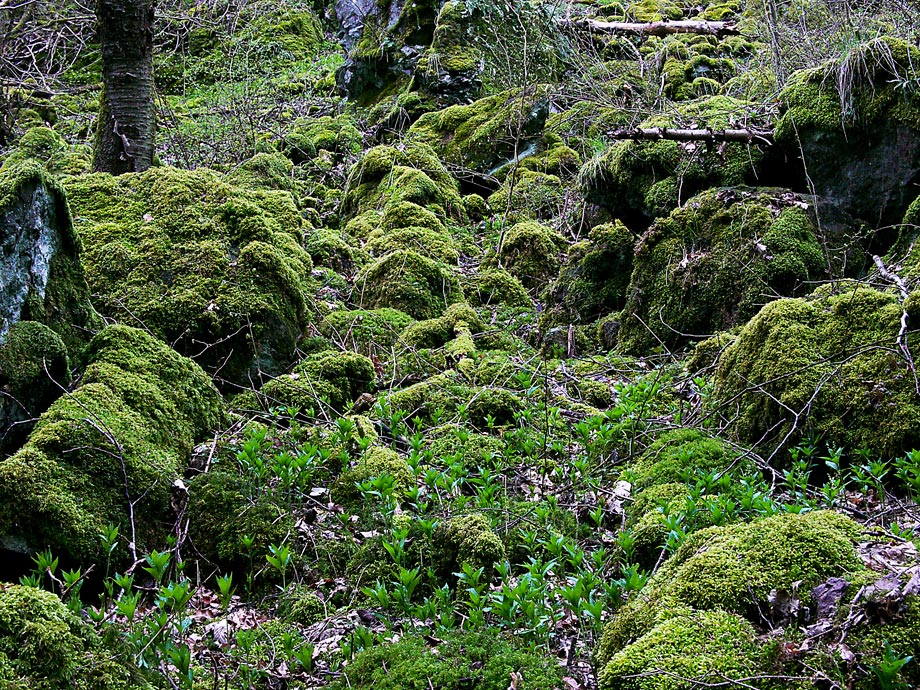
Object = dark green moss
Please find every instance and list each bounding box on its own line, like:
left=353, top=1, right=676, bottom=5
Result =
left=354, top=249, right=463, bottom=320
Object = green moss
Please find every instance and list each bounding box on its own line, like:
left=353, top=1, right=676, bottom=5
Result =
left=332, top=628, right=563, bottom=690
left=276, top=585, right=326, bottom=626
left=320, top=308, right=415, bottom=353
left=281, top=115, right=363, bottom=163
left=0, top=324, right=223, bottom=562
left=598, top=609, right=764, bottom=690
left=0, top=321, right=70, bottom=451
left=407, top=87, right=551, bottom=172
left=62, top=166, right=315, bottom=384
left=401, top=302, right=484, bottom=349
left=483, top=221, right=565, bottom=290
left=579, top=96, right=766, bottom=226
left=433, top=512, right=506, bottom=578
left=597, top=511, right=863, bottom=665
left=544, top=221, right=634, bottom=326
left=630, top=429, right=751, bottom=491
left=386, top=372, right=473, bottom=422
left=713, top=285, right=920, bottom=457
left=428, top=431, right=504, bottom=468
left=260, top=350, right=376, bottom=413
left=332, top=445, right=414, bottom=504
left=488, top=170, right=568, bottom=223
left=305, top=227, right=365, bottom=274
left=186, top=470, right=295, bottom=575
left=465, top=268, right=532, bottom=307
left=467, top=387, right=523, bottom=428
left=0, top=585, right=150, bottom=689
left=1, top=127, right=91, bottom=175
left=355, top=249, right=463, bottom=319
left=618, top=188, right=827, bottom=354
left=366, top=224, right=459, bottom=264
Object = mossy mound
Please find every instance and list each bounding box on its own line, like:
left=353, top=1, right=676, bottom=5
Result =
left=280, top=114, right=363, bottom=164
left=333, top=628, right=563, bottom=690
left=342, top=143, right=463, bottom=223
left=331, top=445, right=415, bottom=505
left=319, top=308, right=416, bottom=354
left=775, top=37, right=920, bottom=232
left=400, top=302, right=484, bottom=349
left=186, top=470, right=295, bottom=576
left=464, top=268, right=532, bottom=307
left=0, top=325, right=223, bottom=562
left=63, top=166, right=316, bottom=385
left=433, top=512, right=506, bottom=579
left=0, top=161, right=100, bottom=352
left=579, top=96, right=767, bottom=229
left=629, top=429, right=751, bottom=492
left=713, top=285, right=920, bottom=458
left=543, top=221, right=634, bottom=327
left=597, top=511, right=863, bottom=669
left=0, top=126, right=91, bottom=176
left=407, top=87, right=551, bottom=172
left=487, top=169, right=570, bottom=223
left=259, top=351, right=376, bottom=413
left=483, top=221, right=566, bottom=291
left=598, top=608, right=765, bottom=690
left=0, top=321, right=70, bottom=453
left=0, top=584, right=150, bottom=689
left=354, top=249, right=463, bottom=319
left=365, top=222, right=459, bottom=264
left=618, top=187, right=827, bottom=355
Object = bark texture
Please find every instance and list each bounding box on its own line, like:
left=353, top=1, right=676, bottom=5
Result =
left=93, top=0, right=155, bottom=174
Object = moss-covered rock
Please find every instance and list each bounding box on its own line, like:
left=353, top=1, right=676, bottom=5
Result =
left=0, top=127, right=91, bottom=176
left=259, top=350, right=376, bottom=413
left=487, top=169, right=570, bottom=223
left=483, top=221, right=565, bottom=291
left=0, top=584, right=151, bottom=689
left=63, top=166, right=315, bottom=385
left=775, top=37, right=920, bottom=234
left=0, top=321, right=70, bottom=453
left=186, top=470, right=295, bottom=575
left=597, top=511, right=863, bottom=667
left=331, top=445, right=415, bottom=505
left=354, top=249, right=463, bottom=319
left=0, top=325, right=223, bottom=562
left=401, top=302, right=484, bottom=349
left=598, top=608, right=765, bottom=690
left=464, top=268, right=532, bottom=307
left=320, top=308, right=416, bottom=354
left=280, top=114, right=363, bottom=164
left=543, top=221, right=634, bottom=326
left=408, top=87, right=551, bottom=172
left=618, top=187, right=827, bottom=354
left=713, top=284, right=920, bottom=458
left=629, top=429, right=751, bottom=492
left=433, top=512, right=506, bottom=578
left=1, top=162, right=100, bottom=352
left=579, top=96, right=768, bottom=229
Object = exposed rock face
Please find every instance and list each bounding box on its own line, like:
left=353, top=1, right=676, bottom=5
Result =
left=0, top=163, right=100, bottom=452
left=0, top=162, right=98, bottom=350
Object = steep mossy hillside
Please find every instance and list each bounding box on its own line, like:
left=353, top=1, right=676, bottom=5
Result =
left=63, top=165, right=316, bottom=386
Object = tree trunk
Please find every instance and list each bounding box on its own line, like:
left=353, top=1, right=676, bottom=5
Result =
left=92, top=0, right=155, bottom=174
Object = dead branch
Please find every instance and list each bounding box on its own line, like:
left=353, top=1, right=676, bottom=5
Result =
left=564, top=18, right=741, bottom=38
left=604, top=126, right=774, bottom=145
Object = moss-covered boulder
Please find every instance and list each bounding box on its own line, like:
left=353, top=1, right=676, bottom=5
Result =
left=259, top=350, right=376, bottom=413
left=433, top=512, right=506, bottom=578
left=579, top=96, right=768, bottom=230
left=0, top=321, right=70, bottom=454
left=0, top=584, right=151, bottom=689
left=597, top=511, right=864, bottom=677
left=355, top=249, right=463, bottom=319
left=63, top=166, right=315, bottom=385
left=775, top=37, right=920, bottom=235
left=543, top=221, right=634, bottom=326
left=408, top=87, right=551, bottom=173
left=464, top=268, right=531, bottom=307
left=280, top=114, right=363, bottom=164
left=483, top=221, right=566, bottom=291
left=0, top=127, right=91, bottom=176
left=319, top=308, right=416, bottom=354
left=1, top=161, right=100, bottom=352
left=713, top=285, right=920, bottom=458
left=618, top=187, right=827, bottom=354
left=0, top=325, right=223, bottom=562
left=331, top=445, right=415, bottom=505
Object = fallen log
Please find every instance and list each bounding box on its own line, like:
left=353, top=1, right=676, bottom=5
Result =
left=605, top=126, right=773, bottom=145
left=566, top=19, right=741, bottom=38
